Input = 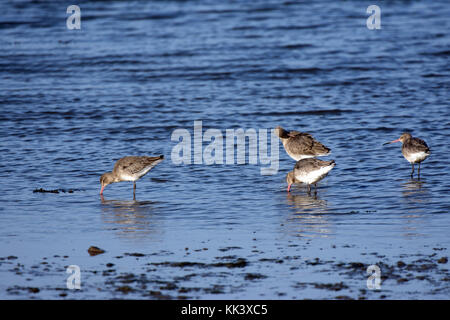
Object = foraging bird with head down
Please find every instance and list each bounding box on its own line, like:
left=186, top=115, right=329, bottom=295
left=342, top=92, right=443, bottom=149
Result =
left=286, top=158, right=336, bottom=194
left=383, top=132, right=430, bottom=178
left=100, top=155, right=164, bottom=198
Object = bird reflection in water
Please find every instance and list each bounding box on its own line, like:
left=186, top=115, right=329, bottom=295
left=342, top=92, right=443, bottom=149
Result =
left=100, top=195, right=162, bottom=240
left=400, top=179, right=430, bottom=238
left=402, top=178, right=429, bottom=201
left=285, top=192, right=332, bottom=238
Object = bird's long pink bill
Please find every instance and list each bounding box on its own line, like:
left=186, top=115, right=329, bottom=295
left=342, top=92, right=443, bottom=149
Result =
left=383, top=138, right=401, bottom=145
left=287, top=184, right=292, bottom=192
left=100, top=186, right=105, bottom=195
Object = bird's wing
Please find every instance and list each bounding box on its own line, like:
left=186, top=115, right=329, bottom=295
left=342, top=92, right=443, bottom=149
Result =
left=114, top=156, right=163, bottom=175
left=294, top=158, right=334, bottom=173
left=288, top=130, right=309, bottom=138
left=411, top=138, right=430, bottom=153
left=288, top=133, right=330, bottom=155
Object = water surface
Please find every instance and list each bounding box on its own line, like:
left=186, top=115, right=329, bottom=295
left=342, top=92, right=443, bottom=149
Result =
left=0, top=0, right=449, bottom=299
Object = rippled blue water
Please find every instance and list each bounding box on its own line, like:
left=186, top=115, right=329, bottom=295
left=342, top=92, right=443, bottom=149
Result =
left=0, top=0, right=449, bottom=299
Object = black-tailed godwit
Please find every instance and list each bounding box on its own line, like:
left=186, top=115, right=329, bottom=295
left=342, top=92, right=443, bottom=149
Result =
left=286, top=158, right=336, bottom=193
left=383, top=132, right=430, bottom=178
left=100, top=155, right=164, bottom=198
left=275, top=126, right=331, bottom=161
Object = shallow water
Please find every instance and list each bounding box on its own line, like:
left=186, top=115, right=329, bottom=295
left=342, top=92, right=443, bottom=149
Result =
left=0, top=0, right=449, bottom=299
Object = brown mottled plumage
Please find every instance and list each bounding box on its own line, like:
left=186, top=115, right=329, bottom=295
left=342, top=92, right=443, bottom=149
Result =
left=275, top=126, right=331, bottom=161
left=384, top=132, right=430, bottom=178
left=100, top=155, right=164, bottom=198
left=286, top=158, right=336, bottom=193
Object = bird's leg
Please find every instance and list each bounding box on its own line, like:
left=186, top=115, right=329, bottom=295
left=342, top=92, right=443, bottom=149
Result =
left=410, top=164, right=414, bottom=178
left=416, top=163, right=419, bottom=179
left=314, top=183, right=318, bottom=196
left=133, top=182, right=136, bottom=200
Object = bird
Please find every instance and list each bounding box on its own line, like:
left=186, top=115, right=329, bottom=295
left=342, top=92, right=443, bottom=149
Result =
left=100, top=155, right=164, bottom=199
left=383, top=132, right=430, bottom=178
left=286, top=158, right=336, bottom=194
left=274, top=126, right=331, bottom=161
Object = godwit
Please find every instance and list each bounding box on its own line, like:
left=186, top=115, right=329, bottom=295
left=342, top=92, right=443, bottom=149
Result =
left=100, top=155, right=164, bottom=198
left=274, top=126, right=331, bottom=161
left=286, top=158, right=336, bottom=193
left=383, top=132, right=430, bottom=178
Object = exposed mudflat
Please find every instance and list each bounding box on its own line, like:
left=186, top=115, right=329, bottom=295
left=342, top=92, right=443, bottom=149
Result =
left=1, top=243, right=448, bottom=299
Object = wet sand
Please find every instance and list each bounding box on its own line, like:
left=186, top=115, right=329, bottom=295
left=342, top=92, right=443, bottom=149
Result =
left=1, top=244, right=448, bottom=299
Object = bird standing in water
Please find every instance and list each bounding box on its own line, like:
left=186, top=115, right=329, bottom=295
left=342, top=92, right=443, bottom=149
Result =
left=100, top=155, right=164, bottom=199
left=274, top=126, right=331, bottom=161
left=383, top=132, right=430, bottom=178
left=286, top=158, right=336, bottom=194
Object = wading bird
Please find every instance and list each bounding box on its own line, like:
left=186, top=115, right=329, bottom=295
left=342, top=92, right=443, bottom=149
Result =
left=286, top=158, right=336, bottom=194
left=100, top=155, right=164, bottom=199
left=275, top=126, right=331, bottom=161
left=383, top=133, right=430, bottom=178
